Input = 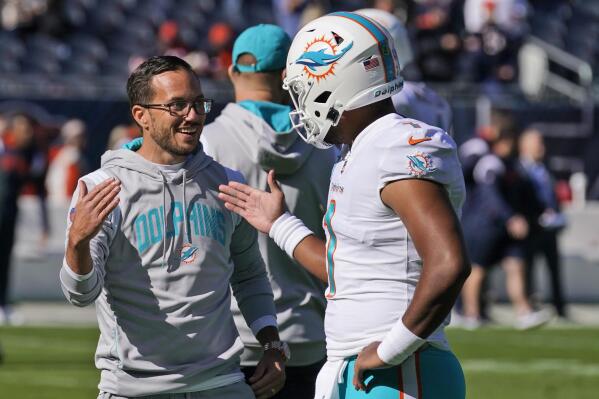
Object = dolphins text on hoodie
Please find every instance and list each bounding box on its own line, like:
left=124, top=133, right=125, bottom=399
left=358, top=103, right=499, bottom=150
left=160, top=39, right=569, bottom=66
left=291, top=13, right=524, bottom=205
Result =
left=60, top=147, right=275, bottom=397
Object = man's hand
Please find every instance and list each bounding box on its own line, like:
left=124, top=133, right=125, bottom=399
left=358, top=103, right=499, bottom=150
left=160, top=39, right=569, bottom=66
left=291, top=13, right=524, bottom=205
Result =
left=249, top=349, right=286, bottom=399
left=68, top=178, right=121, bottom=246
left=218, top=170, right=285, bottom=234
left=353, top=341, right=387, bottom=392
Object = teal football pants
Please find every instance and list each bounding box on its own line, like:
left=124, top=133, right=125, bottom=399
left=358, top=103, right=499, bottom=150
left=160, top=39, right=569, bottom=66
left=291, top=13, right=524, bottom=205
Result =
left=339, top=345, right=465, bottom=399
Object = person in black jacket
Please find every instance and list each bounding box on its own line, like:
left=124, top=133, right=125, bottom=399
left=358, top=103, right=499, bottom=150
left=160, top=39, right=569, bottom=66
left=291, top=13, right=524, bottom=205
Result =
left=0, top=113, right=38, bottom=324
left=519, top=128, right=568, bottom=318
left=458, top=124, right=552, bottom=330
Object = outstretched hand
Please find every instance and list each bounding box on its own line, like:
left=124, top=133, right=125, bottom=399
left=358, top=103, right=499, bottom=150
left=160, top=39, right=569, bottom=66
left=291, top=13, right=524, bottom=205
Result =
left=68, top=178, right=121, bottom=246
left=218, top=170, right=286, bottom=234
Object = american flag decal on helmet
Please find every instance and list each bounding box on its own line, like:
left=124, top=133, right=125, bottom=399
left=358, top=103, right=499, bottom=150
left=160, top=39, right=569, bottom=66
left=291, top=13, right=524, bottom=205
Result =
left=362, top=56, right=380, bottom=71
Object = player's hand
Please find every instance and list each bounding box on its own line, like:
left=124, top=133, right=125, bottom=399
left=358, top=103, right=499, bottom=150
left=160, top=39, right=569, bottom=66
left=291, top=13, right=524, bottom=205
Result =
left=218, top=170, right=286, bottom=234
left=353, top=341, right=387, bottom=392
left=68, top=178, right=121, bottom=246
left=249, top=349, right=286, bottom=399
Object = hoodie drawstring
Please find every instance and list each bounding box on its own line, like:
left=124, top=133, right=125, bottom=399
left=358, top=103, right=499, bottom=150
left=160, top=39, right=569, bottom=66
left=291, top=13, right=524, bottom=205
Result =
left=159, top=170, right=190, bottom=269
left=182, top=170, right=189, bottom=243
left=159, top=171, right=167, bottom=268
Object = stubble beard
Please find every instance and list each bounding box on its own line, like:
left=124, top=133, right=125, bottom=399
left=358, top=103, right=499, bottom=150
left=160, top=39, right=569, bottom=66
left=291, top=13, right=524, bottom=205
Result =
left=150, top=119, right=199, bottom=157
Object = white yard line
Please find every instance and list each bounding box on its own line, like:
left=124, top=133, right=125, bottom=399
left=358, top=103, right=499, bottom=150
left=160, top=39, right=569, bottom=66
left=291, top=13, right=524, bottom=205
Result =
left=462, top=359, right=599, bottom=376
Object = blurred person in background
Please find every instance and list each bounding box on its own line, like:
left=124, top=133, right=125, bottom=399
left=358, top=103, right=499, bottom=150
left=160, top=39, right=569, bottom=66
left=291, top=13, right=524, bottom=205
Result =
left=0, top=113, right=8, bottom=153
left=272, top=0, right=310, bottom=37
left=459, top=120, right=552, bottom=330
left=456, top=108, right=512, bottom=320
left=410, top=0, right=463, bottom=82
left=0, top=113, right=43, bottom=324
left=369, top=0, right=401, bottom=13
left=106, top=123, right=141, bottom=151
left=459, top=0, right=529, bottom=87
left=298, top=1, right=327, bottom=28
left=156, top=20, right=212, bottom=78
left=157, top=20, right=190, bottom=58
left=207, top=22, right=235, bottom=80
left=357, top=7, right=453, bottom=132
left=458, top=108, right=513, bottom=199
left=519, top=127, right=568, bottom=319
left=61, top=56, right=285, bottom=399
left=463, top=0, right=529, bottom=36
left=201, top=24, right=336, bottom=399
left=45, top=118, right=89, bottom=205
left=0, top=0, right=48, bottom=31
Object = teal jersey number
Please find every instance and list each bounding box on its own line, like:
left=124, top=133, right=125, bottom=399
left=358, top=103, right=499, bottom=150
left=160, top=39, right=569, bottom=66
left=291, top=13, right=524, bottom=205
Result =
left=324, top=200, right=337, bottom=297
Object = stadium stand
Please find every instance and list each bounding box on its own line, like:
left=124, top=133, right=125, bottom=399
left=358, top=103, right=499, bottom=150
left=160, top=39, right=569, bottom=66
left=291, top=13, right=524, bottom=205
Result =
left=0, top=0, right=597, bottom=186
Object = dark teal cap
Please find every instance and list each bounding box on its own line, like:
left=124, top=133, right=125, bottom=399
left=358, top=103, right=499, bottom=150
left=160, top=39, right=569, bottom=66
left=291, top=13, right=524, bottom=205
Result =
left=233, top=24, right=291, bottom=73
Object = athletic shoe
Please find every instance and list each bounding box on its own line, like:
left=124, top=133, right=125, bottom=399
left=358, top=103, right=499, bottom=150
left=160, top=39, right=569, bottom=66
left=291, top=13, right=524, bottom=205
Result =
left=514, top=309, right=553, bottom=330
left=451, top=312, right=484, bottom=330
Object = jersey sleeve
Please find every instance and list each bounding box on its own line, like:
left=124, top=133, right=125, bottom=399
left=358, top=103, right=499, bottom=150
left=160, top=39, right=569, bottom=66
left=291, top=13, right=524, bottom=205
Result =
left=377, top=121, right=462, bottom=191
left=59, top=171, right=120, bottom=307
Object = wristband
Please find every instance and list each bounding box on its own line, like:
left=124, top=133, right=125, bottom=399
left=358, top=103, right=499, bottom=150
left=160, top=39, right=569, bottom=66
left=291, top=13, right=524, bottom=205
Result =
left=377, top=320, right=425, bottom=365
left=269, top=212, right=313, bottom=258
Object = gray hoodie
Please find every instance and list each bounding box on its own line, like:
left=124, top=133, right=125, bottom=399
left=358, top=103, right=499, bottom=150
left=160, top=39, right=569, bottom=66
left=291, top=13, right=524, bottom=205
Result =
left=60, top=148, right=275, bottom=396
left=201, top=103, right=337, bottom=366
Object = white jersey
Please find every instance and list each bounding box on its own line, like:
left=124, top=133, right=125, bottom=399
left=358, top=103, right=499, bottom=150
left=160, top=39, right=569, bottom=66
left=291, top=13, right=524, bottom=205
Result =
left=392, top=81, right=453, bottom=133
left=323, top=113, right=465, bottom=360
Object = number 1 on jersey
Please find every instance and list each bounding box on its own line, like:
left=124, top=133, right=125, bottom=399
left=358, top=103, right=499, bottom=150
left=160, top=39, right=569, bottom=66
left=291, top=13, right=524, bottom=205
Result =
left=324, top=200, right=337, bottom=298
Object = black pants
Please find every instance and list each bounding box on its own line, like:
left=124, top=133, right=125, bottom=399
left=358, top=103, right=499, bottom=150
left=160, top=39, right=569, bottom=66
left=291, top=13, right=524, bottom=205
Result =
left=0, top=216, right=17, bottom=307
left=525, top=229, right=566, bottom=316
left=242, top=359, right=325, bottom=399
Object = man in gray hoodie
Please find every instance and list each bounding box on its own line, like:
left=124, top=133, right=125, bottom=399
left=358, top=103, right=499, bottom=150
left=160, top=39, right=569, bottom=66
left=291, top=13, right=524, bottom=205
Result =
left=61, top=56, right=286, bottom=399
left=200, top=25, right=337, bottom=399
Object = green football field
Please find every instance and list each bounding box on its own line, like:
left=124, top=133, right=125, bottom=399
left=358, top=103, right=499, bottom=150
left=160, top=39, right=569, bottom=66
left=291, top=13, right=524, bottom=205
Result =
left=0, top=326, right=598, bottom=398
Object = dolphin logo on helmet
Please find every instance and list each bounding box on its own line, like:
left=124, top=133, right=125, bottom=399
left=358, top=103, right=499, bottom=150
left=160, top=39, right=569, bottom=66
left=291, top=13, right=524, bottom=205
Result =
left=295, top=41, right=353, bottom=71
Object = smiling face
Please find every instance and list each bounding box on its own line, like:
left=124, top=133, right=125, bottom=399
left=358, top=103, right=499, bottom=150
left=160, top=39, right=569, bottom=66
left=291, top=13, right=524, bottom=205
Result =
left=133, top=68, right=206, bottom=164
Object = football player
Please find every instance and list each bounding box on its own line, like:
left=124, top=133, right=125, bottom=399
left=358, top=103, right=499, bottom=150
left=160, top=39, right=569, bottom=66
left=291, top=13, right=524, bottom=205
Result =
left=219, top=12, right=470, bottom=399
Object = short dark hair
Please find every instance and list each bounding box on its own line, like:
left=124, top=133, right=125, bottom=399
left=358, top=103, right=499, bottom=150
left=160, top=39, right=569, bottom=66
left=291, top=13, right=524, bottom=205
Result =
left=126, top=56, right=195, bottom=107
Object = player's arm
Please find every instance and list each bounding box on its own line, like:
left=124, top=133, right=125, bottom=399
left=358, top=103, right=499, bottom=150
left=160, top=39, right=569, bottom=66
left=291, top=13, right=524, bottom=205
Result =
left=383, top=179, right=470, bottom=338
left=219, top=170, right=328, bottom=282
left=353, top=178, right=470, bottom=391
left=291, top=236, right=327, bottom=282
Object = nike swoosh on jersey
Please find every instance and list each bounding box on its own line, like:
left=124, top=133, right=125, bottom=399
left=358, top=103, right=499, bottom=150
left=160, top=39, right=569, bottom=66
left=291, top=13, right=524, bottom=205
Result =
left=408, top=136, right=432, bottom=145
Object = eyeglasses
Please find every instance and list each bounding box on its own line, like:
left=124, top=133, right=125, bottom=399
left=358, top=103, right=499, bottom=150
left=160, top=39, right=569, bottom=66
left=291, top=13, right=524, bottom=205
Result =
left=138, top=98, right=213, bottom=116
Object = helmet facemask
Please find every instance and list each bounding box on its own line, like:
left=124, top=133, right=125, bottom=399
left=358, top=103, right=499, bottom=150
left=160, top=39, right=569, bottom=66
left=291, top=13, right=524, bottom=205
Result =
left=284, top=74, right=342, bottom=149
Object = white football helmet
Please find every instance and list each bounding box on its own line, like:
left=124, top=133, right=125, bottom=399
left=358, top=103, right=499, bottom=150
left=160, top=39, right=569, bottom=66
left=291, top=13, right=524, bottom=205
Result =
left=283, top=11, right=403, bottom=149
left=356, top=8, right=414, bottom=68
